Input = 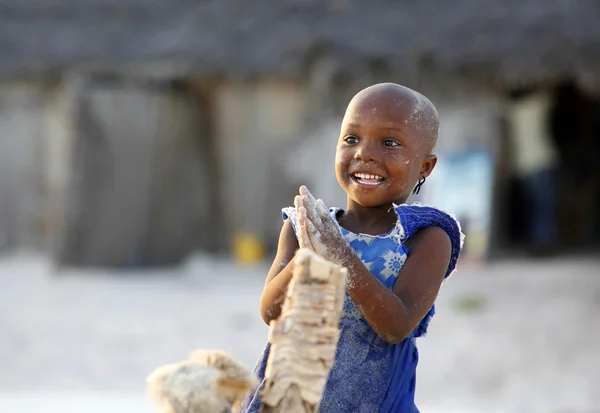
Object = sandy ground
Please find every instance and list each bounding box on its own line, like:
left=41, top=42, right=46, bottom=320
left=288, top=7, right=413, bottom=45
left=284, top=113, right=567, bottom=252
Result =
left=1, top=251, right=599, bottom=413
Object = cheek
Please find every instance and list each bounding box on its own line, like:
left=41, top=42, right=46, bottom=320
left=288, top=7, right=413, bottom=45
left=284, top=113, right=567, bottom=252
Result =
left=334, top=153, right=347, bottom=181
left=387, top=156, right=418, bottom=190
left=387, top=150, right=408, bottom=162
left=335, top=150, right=350, bottom=168
left=392, top=179, right=408, bottom=191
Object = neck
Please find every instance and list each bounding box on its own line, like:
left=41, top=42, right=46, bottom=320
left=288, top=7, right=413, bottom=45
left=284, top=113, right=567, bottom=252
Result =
left=343, top=199, right=401, bottom=234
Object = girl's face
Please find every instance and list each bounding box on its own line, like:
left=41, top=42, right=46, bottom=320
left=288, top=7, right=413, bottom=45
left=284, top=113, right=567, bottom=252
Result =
left=335, top=92, right=437, bottom=208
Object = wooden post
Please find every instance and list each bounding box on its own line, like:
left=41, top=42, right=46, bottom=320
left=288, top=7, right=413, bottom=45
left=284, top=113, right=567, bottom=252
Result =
left=261, top=248, right=347, bottom=413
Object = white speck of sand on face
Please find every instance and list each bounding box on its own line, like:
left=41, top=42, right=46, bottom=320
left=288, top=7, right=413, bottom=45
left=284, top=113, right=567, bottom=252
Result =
left=357, top=114, right=378, bottom=125
left=409, top=91, right=427, bottom=119
left=408, top=90, right=439, bottom=135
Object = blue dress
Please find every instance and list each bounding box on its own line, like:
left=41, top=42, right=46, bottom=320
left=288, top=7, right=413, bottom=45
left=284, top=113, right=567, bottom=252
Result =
left=240, top=203, right=463, bottom=413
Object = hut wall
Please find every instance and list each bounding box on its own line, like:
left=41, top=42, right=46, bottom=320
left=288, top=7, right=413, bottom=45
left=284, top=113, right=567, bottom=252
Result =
left=0, top=81, right=51, bottom=251
left=40, top=82, right=77, bottom=253
left=54, top=78, right=214, bottom=267
left=214, top=80, right=309, bottom=248
left=424, top=93, right=503, bottom=260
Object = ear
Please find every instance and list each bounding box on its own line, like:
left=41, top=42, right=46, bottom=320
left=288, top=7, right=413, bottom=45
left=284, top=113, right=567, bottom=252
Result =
left=419, top=154, right=438, bottom=178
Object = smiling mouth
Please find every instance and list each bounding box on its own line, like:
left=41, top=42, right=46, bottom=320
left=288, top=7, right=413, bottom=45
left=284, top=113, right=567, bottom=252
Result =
left=351, top=172, right=386, bottom=186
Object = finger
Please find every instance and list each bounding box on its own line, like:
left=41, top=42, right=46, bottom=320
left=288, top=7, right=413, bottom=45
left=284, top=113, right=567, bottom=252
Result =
left=306, top=218, right=319, bottom=239
left=302, top=194, right=323, bottom=226
left=316, top=198, right=337, bottom=227
left=316, top=198, right=329, bottom=214
left=300, top=187, right=323, bottom=222
left=298, top=225, right=312, bottom=250
left=297, top=193, right=316, bottom=220
left=296, top=195, right=315, bottom=225
left=297, top=196, right=313, bottom=229
left=306, top=190, right=329, bottom=221
left=295, top=196, right=308, bottom=243
left=297, top=206, right=313, bottom=250
left=300, top=186, right=320, bottom=209
left=298, top=203, right=308, bottom=225
left=299, top=186, right=316, bottom=208
left=299, top=206, right=313, bottom=247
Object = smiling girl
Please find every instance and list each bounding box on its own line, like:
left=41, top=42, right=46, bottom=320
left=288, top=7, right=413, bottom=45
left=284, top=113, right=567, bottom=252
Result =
left=241, top=83, right=464, bottom=413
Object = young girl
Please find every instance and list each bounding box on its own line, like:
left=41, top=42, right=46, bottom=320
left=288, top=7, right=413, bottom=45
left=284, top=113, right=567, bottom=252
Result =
left=241, top=83, right=463, bottom=413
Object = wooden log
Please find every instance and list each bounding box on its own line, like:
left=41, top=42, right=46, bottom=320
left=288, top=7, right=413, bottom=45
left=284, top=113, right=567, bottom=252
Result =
left=146, top=349, right=258, bottom=413
left=144, top=248, right=345, bottom=413
left=261, top=248, right=347, bottom=413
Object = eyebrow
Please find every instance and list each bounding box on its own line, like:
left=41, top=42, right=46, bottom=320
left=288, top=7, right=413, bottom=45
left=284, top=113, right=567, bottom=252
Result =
left=346, top=123, right=405, bottom=134
left=384, top=126, right=404, bottom=133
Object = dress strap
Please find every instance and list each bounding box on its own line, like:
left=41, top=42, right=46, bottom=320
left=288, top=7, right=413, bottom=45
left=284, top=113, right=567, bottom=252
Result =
left=394, top=204, right=464, bottom=279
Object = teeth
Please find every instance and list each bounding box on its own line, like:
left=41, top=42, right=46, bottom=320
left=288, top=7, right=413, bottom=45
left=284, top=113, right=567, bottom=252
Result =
left=357, top=180, right=380, bottom=186
left=353, top=173, right=384, bottom=186
left=354, top=173, right=383, bottom=180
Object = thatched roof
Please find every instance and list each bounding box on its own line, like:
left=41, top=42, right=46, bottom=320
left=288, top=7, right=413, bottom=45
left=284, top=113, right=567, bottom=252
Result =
left=1, top=0, right=599, bottom=86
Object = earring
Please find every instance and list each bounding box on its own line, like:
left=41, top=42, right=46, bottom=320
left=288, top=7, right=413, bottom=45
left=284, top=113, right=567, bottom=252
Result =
left=412, top=177, right=426, bottom=195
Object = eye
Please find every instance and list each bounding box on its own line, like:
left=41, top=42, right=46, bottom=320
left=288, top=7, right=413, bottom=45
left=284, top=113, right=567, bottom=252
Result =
left=343, top=135, right=359, bottom=145
left=382, top=139, right=401, bottom=148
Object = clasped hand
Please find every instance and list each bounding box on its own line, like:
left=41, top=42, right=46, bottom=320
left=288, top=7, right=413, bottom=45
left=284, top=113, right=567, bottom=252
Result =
left=295, top=186, right=350, bottom=265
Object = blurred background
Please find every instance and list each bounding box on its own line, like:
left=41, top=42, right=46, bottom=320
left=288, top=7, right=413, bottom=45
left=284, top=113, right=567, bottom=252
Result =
left=0, top=1, right=599, bottom=412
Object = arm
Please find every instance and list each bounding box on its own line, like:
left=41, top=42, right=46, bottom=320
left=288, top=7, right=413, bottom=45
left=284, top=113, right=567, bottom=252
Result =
left=298, top=186, right=452, bottom=344
left=342, top=226, right=451, bottom=344
left=259, top=220, right=299, bottom=325
left=298, top=186, right=451, bottom=343
left=260, top=194, right=318, bottom=325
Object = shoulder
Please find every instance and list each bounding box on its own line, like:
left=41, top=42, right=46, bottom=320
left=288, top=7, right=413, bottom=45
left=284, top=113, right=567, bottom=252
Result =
left=405, top=225, right=451, bottom=247
left=394, top=203, right=464, bottom=279
left=271, top=218, right=299, bottom=269
left=395, top=204, right=462, bottom=237
left=405, top=226, right=451, bottom=266
left=282, top=206, right=299, bottom=234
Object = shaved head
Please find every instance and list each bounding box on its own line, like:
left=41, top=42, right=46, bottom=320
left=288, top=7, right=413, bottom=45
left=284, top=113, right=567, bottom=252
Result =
left=345, top=83, right=439, bottom=153
left=336, top=83, right=441, bottom=206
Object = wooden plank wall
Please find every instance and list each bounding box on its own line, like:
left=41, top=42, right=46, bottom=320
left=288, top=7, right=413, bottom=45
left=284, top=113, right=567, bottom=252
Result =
left=214, top=80, right=308, bottom=249
left=53, top=78, right=216, bottom=267
left=0, top=77, right=310, bottom=266
left=0, top=81, right=50, bottom=251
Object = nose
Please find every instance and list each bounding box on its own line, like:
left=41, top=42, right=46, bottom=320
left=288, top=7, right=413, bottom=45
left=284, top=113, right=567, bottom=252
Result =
left=353, top=140, right=380, bottom=163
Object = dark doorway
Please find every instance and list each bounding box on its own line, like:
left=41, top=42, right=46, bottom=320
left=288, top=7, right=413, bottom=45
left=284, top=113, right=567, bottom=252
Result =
left=499, top=80, right=600, bottom=257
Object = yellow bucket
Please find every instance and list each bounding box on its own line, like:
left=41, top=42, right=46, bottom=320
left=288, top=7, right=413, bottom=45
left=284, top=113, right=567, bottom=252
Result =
left=232, top=232, right=266, bottom=264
